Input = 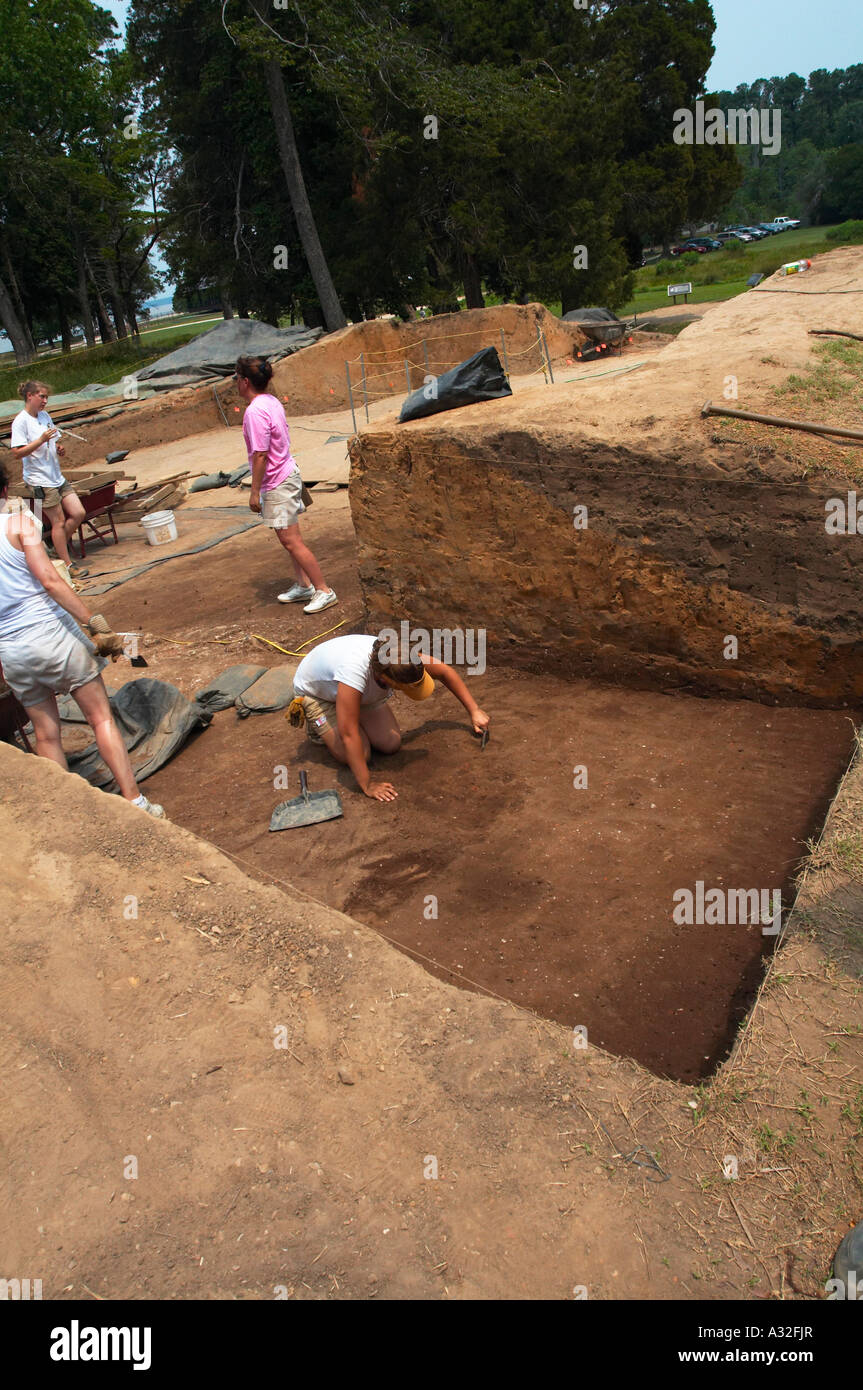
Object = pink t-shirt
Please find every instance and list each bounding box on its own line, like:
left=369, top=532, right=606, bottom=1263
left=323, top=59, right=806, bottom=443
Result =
left=242, top=392, right=297, bottom=492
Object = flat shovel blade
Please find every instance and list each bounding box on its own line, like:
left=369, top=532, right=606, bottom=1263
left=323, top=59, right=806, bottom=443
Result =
left=269, top=787, right=343, bottom=831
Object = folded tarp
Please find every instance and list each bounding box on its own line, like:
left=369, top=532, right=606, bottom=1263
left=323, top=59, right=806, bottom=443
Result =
left=195, top=664, right=268, bottom=714
left=398, top=346, right=512, bottom=424
left=189, top=463, right=251, bottom=493
left=68, top=678, right=211, bottom=790
left=235, top=665, right=298, bottom=717
left=560, top=306, right=626, bottom=343
left=134, top=319, right=324, bottom=392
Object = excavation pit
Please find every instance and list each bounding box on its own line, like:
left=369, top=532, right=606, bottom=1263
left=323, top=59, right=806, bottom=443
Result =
left=142, top=661, right=857, bottom=1083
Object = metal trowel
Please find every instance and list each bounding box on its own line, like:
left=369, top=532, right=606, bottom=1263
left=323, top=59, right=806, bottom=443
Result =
left=269, top=771, right=343, bottom=832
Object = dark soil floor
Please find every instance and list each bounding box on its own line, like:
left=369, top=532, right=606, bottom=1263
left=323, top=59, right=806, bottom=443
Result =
left=83, top=496, right=858, bottom=1082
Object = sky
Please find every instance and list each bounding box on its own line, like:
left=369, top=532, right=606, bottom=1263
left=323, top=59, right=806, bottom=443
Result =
left=705, top=0, right=859, bottom=92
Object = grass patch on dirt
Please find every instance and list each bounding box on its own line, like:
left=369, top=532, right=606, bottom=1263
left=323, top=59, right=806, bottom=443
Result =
left=705, top=339, right=863, bottom=485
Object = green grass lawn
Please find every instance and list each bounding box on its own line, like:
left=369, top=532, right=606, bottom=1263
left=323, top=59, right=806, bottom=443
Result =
left=620, top=224, right=847, bottom=317
left=0, top=315, right=223, bottom=400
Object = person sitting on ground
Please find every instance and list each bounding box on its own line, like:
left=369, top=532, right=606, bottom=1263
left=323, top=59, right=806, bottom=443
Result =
left=288, top=633, right=490, bottom=802
left=10, top=379, right=89, bottom=580
left=0, top=459, right=165, bottom=818
left=235, top=354, right=337, bottom=615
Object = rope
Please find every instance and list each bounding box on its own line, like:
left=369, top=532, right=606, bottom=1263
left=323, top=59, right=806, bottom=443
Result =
left=344, top=324, right=521, bottom=364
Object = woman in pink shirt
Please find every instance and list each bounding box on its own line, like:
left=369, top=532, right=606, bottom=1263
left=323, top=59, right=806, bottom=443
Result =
left=237, top=355, right=337, bottom=614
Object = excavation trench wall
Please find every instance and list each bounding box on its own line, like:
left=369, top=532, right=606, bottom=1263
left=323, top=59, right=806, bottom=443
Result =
left=350, top=426, right=863, bottom=706
left=58, top=304, right=579, bottom=471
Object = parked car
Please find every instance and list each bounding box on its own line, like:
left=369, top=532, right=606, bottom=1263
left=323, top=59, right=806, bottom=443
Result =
left=715, top=230, right=748, bottom=244
left=691, top=237, right=722, bottom=250
left=771, top=215, right=801, bottom=229
left=737, top=225, right=769, bottom=239
left=678, top=241, right=710, bottom=254
left=756, top=222, right=780, bottom=235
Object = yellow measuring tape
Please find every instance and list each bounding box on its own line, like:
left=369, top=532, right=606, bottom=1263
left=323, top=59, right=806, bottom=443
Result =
left=250, top=617, right=347, bottom=657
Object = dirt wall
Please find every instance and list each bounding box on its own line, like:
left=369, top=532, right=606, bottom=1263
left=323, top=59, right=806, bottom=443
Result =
left=349, top=424, right=863, bottom=706
left=54, top=304, right=581, bottom=472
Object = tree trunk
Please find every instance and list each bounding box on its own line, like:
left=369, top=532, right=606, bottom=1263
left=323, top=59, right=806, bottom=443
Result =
left=0, top=273, right=34, bottom=364
left=85, top=254, right=116, bottom=342
left=93, top=294, right=115, bottom=344
left=97, top=251, right=128, bottom=338
left=73, top=234, right=96, bottom=347
left=460, top=255, right=485, bottom=310
left=250, top=4, right=346, bottom=334
left=123, top=294, right=140, bottom=338
left=0, top=240, right=36, bottom=358
left=220, top=287, right=234, bottom=319
left=58, top=300, right=72, bottom=353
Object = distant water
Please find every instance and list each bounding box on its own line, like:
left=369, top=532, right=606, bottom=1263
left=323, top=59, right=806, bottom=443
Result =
left=0, top=289, right=180, bottom=353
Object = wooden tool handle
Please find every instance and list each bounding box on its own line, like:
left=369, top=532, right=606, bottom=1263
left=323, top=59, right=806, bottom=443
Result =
left=299, top=770, right=309, bottom=798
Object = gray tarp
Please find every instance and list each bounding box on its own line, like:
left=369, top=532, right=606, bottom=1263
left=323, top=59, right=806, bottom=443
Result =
left=195, top=664, right=268, bottom=714
left=235, top=666, right=298, bottom=717
left=134, top=319, right=325, bottom=392
left=67, top=678, right=211, bottom=789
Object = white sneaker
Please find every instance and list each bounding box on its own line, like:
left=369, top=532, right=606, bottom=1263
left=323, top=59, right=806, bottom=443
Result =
left=303, top=589, right=338, bottom=615
left=139, top=797, right=166, bottom=819
left=277, top=583, right=316, bottom=604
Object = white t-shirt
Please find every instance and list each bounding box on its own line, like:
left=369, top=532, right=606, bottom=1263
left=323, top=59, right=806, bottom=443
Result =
left=10, top=409, right=63, bottom=489
left=293, top=634, right=391, bottom=705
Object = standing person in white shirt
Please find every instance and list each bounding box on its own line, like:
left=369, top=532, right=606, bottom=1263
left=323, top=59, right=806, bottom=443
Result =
left=10, top=380, right=89, bottom=580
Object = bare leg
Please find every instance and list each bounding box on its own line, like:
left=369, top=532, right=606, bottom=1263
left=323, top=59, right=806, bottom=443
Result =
left=318, top=723, right=371, bottom=764
left=275, top=522, right=330, bottom=593
left=27, top=696, right=68, bottom=768
left=359, top=703, right=402, bottom=753
left=72, top=676, right=140, bottom=800
left=42, top=502, right=72, bottom=566
left=61, top=492, right=86, bottom=558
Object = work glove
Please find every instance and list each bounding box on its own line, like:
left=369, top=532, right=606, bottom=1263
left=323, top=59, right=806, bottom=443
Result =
left=85, top=614, right=125, bottom=661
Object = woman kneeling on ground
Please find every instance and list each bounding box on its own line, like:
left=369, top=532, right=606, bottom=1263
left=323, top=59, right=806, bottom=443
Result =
left=0, top=461, right=165, bottom=817
left=235, top=354, right=337, bottom=615
left=289, top=633, right=490, bottom=802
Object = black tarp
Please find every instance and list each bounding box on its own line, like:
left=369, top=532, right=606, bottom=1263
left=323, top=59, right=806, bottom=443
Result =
left=67, top=679, right=211, bottom=789
left=560, top=306, right=626, bottom=344
left=134, top=319, right=324, bottom=392
left=398, top=346, right=512, bottom=424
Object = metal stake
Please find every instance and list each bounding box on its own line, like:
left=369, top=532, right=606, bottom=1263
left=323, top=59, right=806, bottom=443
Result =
left=541, top=327, right=555, bottom=384
left=359, top=352, right=369, bottom=423
left=345, top=361, right=358, bottom=434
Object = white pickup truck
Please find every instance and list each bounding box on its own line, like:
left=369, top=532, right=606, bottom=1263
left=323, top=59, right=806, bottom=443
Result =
left=767, top=216, right=801, bottom=230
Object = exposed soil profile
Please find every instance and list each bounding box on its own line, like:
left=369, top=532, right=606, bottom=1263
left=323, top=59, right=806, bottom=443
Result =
left=82, top=500, right=859, bottom=1083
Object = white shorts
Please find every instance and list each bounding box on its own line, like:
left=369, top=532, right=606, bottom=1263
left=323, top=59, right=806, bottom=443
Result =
left=0, top=609, right=106, bottom=709
left=261, top=471, right=305, bottom=528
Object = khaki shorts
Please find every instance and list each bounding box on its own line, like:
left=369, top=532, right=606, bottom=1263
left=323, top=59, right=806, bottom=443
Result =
left=261, top=471, right=305, bottom=528
left=296, top=691, right=391, bottom=744
left=0, top=608, right=105, bottom=709
left=27, top=480, right=76, bottom=511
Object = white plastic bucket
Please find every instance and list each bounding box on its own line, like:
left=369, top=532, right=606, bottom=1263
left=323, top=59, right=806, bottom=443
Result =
left=140, top=509, right=178, bottom=546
